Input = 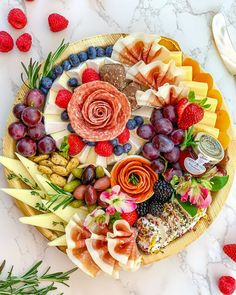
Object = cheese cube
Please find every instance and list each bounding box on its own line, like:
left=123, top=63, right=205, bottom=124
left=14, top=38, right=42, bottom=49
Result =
left=193, top=123, right=219, bottom=138
left=177, top=66, right=192, bottom=81
left=200, top=111, right=217, bottom=127
left=195, top=96, right=218, bottom=113
left=179, top=81, right=208, bottom=97
left=164, top=51, right=183, bottom=66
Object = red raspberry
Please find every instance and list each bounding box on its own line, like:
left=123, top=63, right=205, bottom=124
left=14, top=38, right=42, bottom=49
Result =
left=55, top=90, right=72, bottom=109
left=218, top=276, right=236, bottom=295
left=117, top=128, right=130, bottom=144
left=16, top=33, right=32, bottom=52
left=94, top=141, right=113, bottom=157
left=8, top=8, right=27, bottom=29
left=121, top=211, right=138, bottom=226
left=223, top=244, right=236, bottom=263
left=82, top=68, right=100, bottom=84
left=48, top=13, right=69, bottom=32
left=0, top=31, right=14, bottom=52
left=68, top=134, right=85, bottom=156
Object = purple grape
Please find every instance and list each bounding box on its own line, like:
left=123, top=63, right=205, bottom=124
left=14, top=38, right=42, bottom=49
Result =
left=150, top=109, right=163, bottom=126
left=16, top=137, right=37, bottom=157
left=163, top=168, right=183, bottom=182
left=152, top=134, right=174, bottom=153
left=172, top=162, right=181, bottom=170
left=151, top=158, right=165, bottom=174
left=164, top=146, right=180, bottom=163
left=163, top=105, right=177, bottom=123
left=21, top=107, right=42, bottom=127
left=8, top=122, right=27, bottom=140
left=26, top=89, right=45, bottom=109
left=38, top=136, right=56, bottom=154
left=142, top=142, right=160, bottom=160
left=137, top=124, right=156, bottom=140
left=170, top=129, right=184, bottom=145
left=153, top=118, right=173, bottom=135
left=28, top=122, right=46, bottom=141
left=13, top=103, right=27, bottom=119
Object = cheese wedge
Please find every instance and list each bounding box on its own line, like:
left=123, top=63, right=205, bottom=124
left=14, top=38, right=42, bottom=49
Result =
left=177, top=66, right=192, bottom=81
left=20, top=213, right=66, bottom=232
left=35, top=174, right=56, bottom=195
left=195, top=96, right=218, bottom=112
left=51, top=72, right=71, bottom=92
left=193, top=123, right=219, bottom=138
left=200, top=111, right=217, bottom=127
left=164, top=51, right=183, bottom=66
left=48, top=234, right=67, bottom=246
left=179, top=81, right=208, bottom=97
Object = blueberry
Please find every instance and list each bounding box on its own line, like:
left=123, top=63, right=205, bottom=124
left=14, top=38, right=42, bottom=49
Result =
left=87, top=141, right=96, bottom=146
left=110, top=138, right=119, bottom=147
left=62, top=60, right=72, bottom=71
left=96, top=47, right=105, bottom=57
left=67, top=123, right=75, bottom=133
left=87, top=46, right=97, bottom=59
left=126, top=119, right=137, bottom=130
left=69, top=54, right=80, bottom=67
left=134, top=116, right=144, bottom=126
left=53, top=65, right=63, bottom=77
left=78, top=51, right=88, bottom=62
left=61, top=110, right=69, bottom=121
left=114, top=145, right=124, bottom=156
left=123, top=143, right=132, bottom=153
left=105, top=45, right=113, bottom=57
left=39, top=86, right=49, bottom=95
left=68, top=78, right=79, bottom=87
left=51, top=73, right=57, bottom=80
left=40, top=77, right=53, bottom=89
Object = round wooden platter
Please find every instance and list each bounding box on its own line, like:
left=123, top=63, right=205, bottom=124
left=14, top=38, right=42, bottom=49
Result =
left=2, top=33, right=236, bottom=265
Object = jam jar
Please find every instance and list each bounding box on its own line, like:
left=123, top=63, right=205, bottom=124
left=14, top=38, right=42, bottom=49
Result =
left=179, top=132, right=224, bottom=177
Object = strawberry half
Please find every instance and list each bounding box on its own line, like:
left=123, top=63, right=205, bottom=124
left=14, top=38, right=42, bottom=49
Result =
left=121, top=211, right=138, bottom=226
left=223, top=244, right=236, bottom=263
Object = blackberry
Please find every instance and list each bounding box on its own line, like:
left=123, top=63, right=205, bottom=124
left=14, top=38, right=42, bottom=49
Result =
left=153, top=179, right=174, bottom=203
left=136, top=201, right=149, bottom=217
left=148, top=199, right=164, bottom=217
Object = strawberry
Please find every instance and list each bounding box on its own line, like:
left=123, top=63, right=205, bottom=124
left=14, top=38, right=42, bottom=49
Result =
left=82, top=68, right=100, bottom=84
left=121, top=211, right=138, bottom=226
left=94, top=141, right=113, bottom=157
left=67, top=134, right=85, bottom=156
left=48, top=13, right=69, bottom=32
left=117, top=128, right=130, bottom=144
left=16, top=33, right=32, bottom=52
left=55, top=89, right=72, bottom=109
left=218, top=276, right=236, bottom=295
left=0, top=31, right=14, bottom=52
left=8, top=8, right=27, bottom=29
left=223, top=244, right=236, bottom=263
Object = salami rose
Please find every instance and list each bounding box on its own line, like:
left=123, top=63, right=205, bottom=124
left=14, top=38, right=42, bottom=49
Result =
left=68, top=81, right=131, bottom=141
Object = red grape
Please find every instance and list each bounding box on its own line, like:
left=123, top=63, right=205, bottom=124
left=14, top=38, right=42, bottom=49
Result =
left=152, top=134, right=174, bottom=153
left=163, top=105, right=177, bottom=123
left=151, top=158, right=165, bottom=174
left=13, top=103, right=27, bottom=119
left=26, top=89, right=45, bottom=109
left=142, top=142, right=160, bottom=160
left=170, top=129, right=184, bottom=145
left=137, top=124, right=156, bottom=140
left=172, top=162, right=182, bottom=170
left=150, top=109, right=163, bottom=126
left=163, top=168, right=183, bottom=182
left=16, top=137, right=37, bottom=157
left=38, top=136, right=56, bottom=154
left=21, top=107, right=42, bottom=127
left=28, top=122, right=46, bottom=140
left=164, top=146, right=180, bottom=163
left=8, top=122, right=27, bottom=140
left=153, top=118, right=173, bottom=135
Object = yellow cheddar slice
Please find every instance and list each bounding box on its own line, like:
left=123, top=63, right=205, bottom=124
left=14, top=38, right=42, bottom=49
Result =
left=200, top=111, right=217, bottom=127
left=164, top=51, right=183, bottom=66
left=195, top=96, right=218, bottom=112
left=177, top=66, right=192, bottom=81
left=193, top=123, right=219, bottom=138
left=179, top=81, right=208, bottom=97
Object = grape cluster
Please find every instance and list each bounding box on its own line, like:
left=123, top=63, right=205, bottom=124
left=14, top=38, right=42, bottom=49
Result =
left=8, top=89, right=56, bottom=157
left=137, top=106, right=184, bottom=182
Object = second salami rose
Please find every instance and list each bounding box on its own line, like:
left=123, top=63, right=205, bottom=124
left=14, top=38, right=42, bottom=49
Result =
left=67, top=81, right=131, bottom=141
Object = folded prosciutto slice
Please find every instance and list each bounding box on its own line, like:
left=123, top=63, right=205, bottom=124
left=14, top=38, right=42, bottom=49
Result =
left=111, top=32, right=170, bottom=65
left=107, top=220, right=142, bottom=271
left=65, top=213, right=100, bottom=277
left=126, top=60, right=182, bottom=90
left=135, top=83, right=189, bottom=108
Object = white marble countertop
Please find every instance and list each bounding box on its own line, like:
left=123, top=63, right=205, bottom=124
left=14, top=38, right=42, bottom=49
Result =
left=0, top=0, right=236, bottom=294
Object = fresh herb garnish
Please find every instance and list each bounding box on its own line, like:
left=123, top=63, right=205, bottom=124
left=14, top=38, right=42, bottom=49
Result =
left=210, top=175, right=229, bottom=191
left=21, top=58, right=41, bottom=89
left=180, top=126, right=198, bottom=150
left=0, top=260, right=77, bottom=294
left=128, top=173, right=139, bottom=186
left=60, top=136, right=70, bottom=158
left=7, top=172, right=38, bottom=189
left=31, top=190, right=40, bottom=196
left=52, top=221, right=65, bottom=227
left=188, top=91, right=211, bottom=109
left=108, top=212, right=122, bottom=230
left=35, top=202, right=48, bottom=212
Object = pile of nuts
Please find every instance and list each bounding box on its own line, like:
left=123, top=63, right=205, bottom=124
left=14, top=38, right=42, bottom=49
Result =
left=32, top=152, right=79, bottom=187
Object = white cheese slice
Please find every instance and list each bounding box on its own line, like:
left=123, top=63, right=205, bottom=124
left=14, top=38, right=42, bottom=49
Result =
left=96, top=155, right=107, bottom=168
left=48, top=234, right=67, bottom=246
left=51, top=72, right=71, bottom=92
left=35, top=174, right=56, bottom=195
left=44, top=114, right=68, bottom=134
left=132, top=106, right=153, bottom=119
left=67, top=62, right=88, bottom=82
left=51, top=130, right=70, bottom=148
left=44, top=101, right=62, bottom=115
left=86, top=57, right=106, bottom=72
left=77, top=146, right=91, bottom=163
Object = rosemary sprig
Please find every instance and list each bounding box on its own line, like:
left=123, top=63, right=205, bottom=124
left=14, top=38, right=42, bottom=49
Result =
left=128, top=173, right=139, bottom=186
left=0, top=260, right=77, bottom=294
left=46, top=182, right=74, bottom=211
left=180, top=126, right=198, bottom=151
left=21, top=58, right=41, bottom=89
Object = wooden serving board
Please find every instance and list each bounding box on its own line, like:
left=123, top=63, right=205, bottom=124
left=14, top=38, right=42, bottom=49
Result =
left=2, top=33, right=236, bottom=265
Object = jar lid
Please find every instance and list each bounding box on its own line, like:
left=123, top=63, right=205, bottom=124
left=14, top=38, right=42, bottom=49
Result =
left=194, top=132, right=224, bottom=163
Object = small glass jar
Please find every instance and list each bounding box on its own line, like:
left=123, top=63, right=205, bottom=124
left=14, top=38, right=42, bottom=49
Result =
left=179, top=132, right=224, bottom=177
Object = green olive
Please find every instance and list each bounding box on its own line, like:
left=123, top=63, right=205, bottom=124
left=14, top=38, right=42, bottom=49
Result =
left=63, top=180, right=81, bottom=192
left=95, top=166, right=105, bottom=178
left=72, top=168, right=84, bottom=179
left=87, top=204, right=97, bottom=213
left=70, top=200, right=84, bottom=208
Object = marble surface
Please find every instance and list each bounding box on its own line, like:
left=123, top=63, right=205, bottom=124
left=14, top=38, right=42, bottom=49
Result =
left=0, top=0, right=236, bottom=294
